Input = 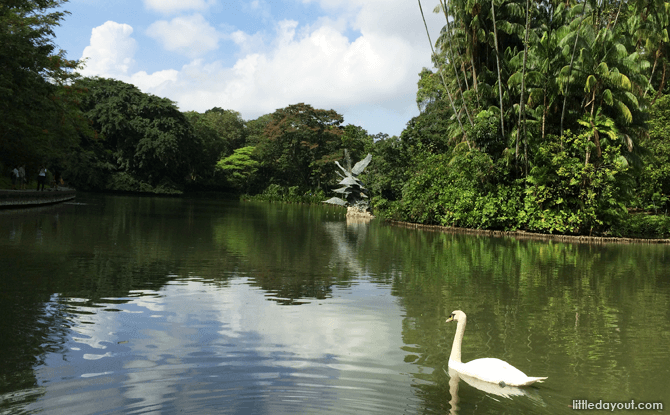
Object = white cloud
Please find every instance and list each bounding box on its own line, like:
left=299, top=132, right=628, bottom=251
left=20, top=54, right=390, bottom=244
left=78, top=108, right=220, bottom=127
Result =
left=80, top=21, right=137, bottom=78
left=145, top=18, right=418, bottom=118
left=80, top=21, right=179, bottom=92
left=77, top=0, right=444, bottom=134
left=143, top=0, right=215, bottom=14
left=146, top=14, right=220, bottom=58
left=130, top=69, right=180, bottom=90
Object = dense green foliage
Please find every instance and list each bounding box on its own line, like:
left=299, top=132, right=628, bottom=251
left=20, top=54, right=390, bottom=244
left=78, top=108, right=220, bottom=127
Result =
left=636, top=95, right=670, bottom=212
left=254, top=103, right=345, bottom=190
left=0, top=0, right=90, bottom=180
left=68, top=78, right=199, bottom=193
left=216, top=146, right=259, bottom=192
left=372, top=0, right=670, bottom=236
left=3, top=0, right=670, bottom=237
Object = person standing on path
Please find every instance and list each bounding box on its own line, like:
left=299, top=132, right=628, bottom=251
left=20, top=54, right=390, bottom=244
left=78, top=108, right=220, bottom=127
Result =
left=12, top=166, right=19, bottom=189
left=37, top=166, right=47, bottom=191
left=18, top=165, right=26, bottom=190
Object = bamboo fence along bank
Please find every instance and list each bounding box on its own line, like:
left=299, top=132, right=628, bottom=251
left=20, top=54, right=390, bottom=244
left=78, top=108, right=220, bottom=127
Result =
left=386, top=220, right=670, bottom=245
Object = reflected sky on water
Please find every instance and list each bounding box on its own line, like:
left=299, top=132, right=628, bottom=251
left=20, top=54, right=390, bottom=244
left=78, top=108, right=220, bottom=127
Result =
left=0, top=194, right=668, bottom=414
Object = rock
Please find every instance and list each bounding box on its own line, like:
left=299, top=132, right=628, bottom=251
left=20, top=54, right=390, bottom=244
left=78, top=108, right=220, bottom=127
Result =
left=346, top=206, right=375, bottom=220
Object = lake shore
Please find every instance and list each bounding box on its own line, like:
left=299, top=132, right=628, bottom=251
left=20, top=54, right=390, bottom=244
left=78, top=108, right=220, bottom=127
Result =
left=386, top=219, right=670, bottom=245
left=0, top=188, right=76, bottom=208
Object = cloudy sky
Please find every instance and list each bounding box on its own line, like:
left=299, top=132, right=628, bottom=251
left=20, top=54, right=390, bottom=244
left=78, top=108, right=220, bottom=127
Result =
left=53, top=0, right=446, bottom=137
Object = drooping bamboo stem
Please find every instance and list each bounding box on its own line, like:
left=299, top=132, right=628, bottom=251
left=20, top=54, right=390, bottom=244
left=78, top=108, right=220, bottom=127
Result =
left=491, top=0, right=505, bottom=140
left=517, top=0, right=531, bottom=176
left=560, top=2, right=589, bottom=137
left=440, top=0, right=475, bottom=128
left=644, top=46, right=660, bottom=99
left=523, top=0, right=530, bottom=176
left=651, top=60, right=666, bottom=105
left=418, top=0, right=471, bottom=148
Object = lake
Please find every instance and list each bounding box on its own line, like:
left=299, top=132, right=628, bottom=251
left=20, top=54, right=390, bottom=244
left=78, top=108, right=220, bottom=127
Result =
left=0, top=194, right=668, bottom=414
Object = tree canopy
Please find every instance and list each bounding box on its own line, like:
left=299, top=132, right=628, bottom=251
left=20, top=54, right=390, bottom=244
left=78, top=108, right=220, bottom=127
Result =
left=0, top=0, right=83, bottom=170
left=255, top=103, right=345, bottom=190
left=4, top=0, right=670, bottom=236
left=388, top=0, right=670, bottom=234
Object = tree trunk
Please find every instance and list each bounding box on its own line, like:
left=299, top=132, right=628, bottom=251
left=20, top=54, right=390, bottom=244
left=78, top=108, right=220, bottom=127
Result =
left=461, top=62, right=470, bottom=92
left=585, top=88, right=597, bottom=166
left=560, top=3, right=589, bottom=136
left=644, top=47, right=660, bottom=98
left=542, top=91, right=547, bottom=141
left=491, top=0, right=505, bottom=140
left=651, top=60, right=667, bottom=106
left=517, top=0, right=531, bottom=175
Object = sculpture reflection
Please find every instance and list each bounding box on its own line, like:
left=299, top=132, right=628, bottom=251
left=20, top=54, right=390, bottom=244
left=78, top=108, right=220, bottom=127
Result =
left=323, top=218, right=369, bottom=276
left=447, top=367, right=545, bottom=414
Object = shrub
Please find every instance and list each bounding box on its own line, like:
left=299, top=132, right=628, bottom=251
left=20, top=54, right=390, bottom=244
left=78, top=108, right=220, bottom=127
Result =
left=522, top=132, right=629, bottom=234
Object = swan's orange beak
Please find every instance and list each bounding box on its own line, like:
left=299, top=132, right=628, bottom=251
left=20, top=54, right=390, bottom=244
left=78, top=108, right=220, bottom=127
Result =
left=446, top=316, right=454, bottom=323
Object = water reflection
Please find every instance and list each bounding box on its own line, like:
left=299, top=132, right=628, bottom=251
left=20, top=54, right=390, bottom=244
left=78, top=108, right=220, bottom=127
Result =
left=0, top=195, right=668, bottom=414
left=446, top=367, right=545, bottom=414
left=323, top=220, right=366, bottom=276
left=23, top=278, right=411, bottom=414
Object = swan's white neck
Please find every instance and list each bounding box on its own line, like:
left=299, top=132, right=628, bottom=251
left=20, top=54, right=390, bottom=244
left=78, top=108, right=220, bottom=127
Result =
left=450, top=314, right=466, bottom=363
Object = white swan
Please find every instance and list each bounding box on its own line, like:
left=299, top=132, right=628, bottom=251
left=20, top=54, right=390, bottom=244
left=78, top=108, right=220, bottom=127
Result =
left=446, top=310, right=547, bottom=387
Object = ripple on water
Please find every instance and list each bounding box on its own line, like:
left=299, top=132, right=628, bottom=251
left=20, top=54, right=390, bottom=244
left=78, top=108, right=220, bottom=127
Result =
left=20, top=279, right=420, bottom=414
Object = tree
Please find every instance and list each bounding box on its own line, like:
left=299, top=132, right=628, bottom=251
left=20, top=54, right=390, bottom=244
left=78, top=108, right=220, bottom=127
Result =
left=202, top=107, right=246, bottom=155
left=183, top=109, right=246, bottom=187
left=245, top=113, right=273, bottom=146
left=340, top=124, right=373, bottom=163
left=418, top=0, right=471, bottom=147
left=365, top=134, right=409, bottom=203
left=416, top=67, right=445, bottom=112
left=636, top=95, right=670, bottom=211
left=74, top=77, right=198, bottom=192
left=256, top=103, right=344, bottom=190
left=216, top=146, right=259, bottom=192
left=0, top=0, right=84, bottom=169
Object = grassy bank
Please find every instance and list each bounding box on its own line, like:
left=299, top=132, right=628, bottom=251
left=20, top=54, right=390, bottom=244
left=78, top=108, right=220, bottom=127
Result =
left=241, top=184, right=326, bottom=204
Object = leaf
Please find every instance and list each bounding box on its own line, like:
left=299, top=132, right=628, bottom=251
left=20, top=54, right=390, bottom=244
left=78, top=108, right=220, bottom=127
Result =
left=616, top=101, right=632, bottom=124
left=507, top=72, right=523, bottom=87
left=603, top=89, right=613, bottom=106
left=351, top=153, right=372, bottom=175
left=323, top=197, right=347, bottom=206
left=332, top=186, right=350, bottom=194
left=335, top=161, right=352, bottom=177
left=595, top=62, right=609, bottom=76
left=585, top=75, right=597, bottom=93
left=339, top=176, right=361, bottom=186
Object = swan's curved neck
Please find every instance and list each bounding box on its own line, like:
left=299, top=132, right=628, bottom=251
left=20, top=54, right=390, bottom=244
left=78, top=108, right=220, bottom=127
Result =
left=450, top=315, right=466, bottom=363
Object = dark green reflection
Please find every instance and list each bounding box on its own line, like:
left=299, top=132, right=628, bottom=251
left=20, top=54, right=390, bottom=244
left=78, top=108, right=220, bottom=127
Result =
left=0, top=195, right=668, bottom=415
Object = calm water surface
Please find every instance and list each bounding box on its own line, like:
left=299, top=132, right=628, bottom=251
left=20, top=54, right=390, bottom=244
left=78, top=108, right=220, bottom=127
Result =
left=0, top=194, right=668, bottom=414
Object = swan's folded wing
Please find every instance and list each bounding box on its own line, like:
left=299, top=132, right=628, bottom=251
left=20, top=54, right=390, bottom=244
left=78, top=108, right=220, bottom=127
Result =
left=459, top=358, right=546, bottom=387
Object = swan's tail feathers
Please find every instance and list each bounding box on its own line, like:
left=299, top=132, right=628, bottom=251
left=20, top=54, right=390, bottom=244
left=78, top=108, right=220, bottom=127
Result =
left=527, top=376, right=547, bottom=385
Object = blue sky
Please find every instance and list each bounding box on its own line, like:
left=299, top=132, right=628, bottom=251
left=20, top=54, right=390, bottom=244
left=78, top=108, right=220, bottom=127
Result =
left=53, top=0, right=446, bottom=137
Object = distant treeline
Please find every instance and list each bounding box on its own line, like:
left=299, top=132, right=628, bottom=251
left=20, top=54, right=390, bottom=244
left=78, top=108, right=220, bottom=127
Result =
left=2, top=0, right=670, bottom=237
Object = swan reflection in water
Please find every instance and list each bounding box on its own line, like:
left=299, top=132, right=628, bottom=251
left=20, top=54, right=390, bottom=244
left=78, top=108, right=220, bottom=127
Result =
left=447, top=367, right=546, bottom=415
